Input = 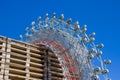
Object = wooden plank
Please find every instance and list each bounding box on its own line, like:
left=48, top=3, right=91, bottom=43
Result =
left=11, top=47, right=27, bottom=54
left=30, top=57, right=44, bottom=64
left=10, top=52, right=27, bottom=60
left=29, top=48, right=41, bottom=53
left=51, top=76, right=63, bottom=80
left=51, top=71, right=64, bottom=77
left=49, top=57, right=60, bottom=63
left=11, top=44, right=27, bottom=51
left=29, top=66, right=44, bottom=73
left=48, top=52, right=58, bottom=58
left=29, top=52, right=44, bottom=59
left=7, top=38, right=28, bottom=48
left=7, top=74, right=27, bottom=80
left=30, top=62, right=44, bottom=68
left=50, top=62, right=61, bottom=68
left=10, top=58, right=26, bottom=65
left=50, top=66, right=63, bottom=73
left=9, top=68, right=26, bottom=75
left=9, top=63, right=26, bottom=69
left=30, top=72, right=43, bottom=77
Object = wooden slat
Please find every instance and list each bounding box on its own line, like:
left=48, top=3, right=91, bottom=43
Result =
left=9, top=63, right=26, bottom=69
left=29, top=67, right=44, bottom=73
left=10, top=52, right=27, bottom=60
left=11, top=44, right=27, bottom=51
left=11, top=47, right=27, bottom=55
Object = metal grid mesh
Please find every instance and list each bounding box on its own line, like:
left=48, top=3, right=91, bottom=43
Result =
left=23, top=13, right=111, bottom=80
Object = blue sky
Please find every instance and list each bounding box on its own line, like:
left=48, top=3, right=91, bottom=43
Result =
left=0, top=0, right=119, bottom=79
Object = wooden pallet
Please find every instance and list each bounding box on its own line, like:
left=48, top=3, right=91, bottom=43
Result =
left=3, top=38, right=64, bottom=80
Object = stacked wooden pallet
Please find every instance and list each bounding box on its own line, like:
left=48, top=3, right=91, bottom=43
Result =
left=0, top=36, right=64, bottom=80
